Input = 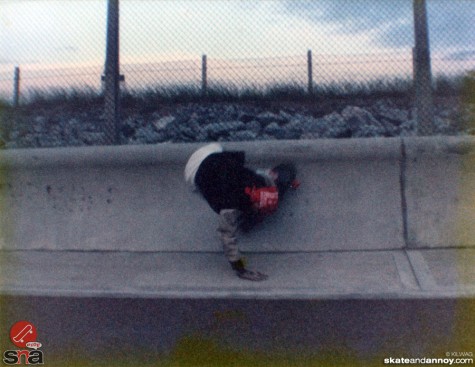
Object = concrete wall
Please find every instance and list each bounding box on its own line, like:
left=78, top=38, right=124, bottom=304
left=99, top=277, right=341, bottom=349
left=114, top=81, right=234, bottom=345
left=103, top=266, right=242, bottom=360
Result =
left=0, top=137, right=473, bottom=252
left=404, top=137, right=475, bottom=248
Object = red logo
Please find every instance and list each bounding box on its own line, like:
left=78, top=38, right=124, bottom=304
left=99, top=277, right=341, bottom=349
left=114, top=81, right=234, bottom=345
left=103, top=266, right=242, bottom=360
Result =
left=3, top=321, right=44, bottom=365
left=245, top=186, right=279, bottom=215
left=9, top=321, right=38, bottom=349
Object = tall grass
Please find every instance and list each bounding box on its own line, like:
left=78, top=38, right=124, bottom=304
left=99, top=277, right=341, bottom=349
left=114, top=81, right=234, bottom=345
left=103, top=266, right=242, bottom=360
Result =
left=0, top=74, right=468, bottom=111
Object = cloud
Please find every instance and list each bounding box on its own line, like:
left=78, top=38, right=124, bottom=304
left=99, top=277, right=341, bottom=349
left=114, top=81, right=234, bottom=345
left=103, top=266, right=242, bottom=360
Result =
left=284, top=1, right=411, bottom=33
left=282, top=0, right=475, bottom=51
left=428, top=0, right=475, bottom=51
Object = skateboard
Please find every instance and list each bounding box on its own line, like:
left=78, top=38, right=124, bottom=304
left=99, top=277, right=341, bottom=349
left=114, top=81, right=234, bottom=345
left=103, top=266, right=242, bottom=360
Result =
left=271, top=163, right=300, bottom=197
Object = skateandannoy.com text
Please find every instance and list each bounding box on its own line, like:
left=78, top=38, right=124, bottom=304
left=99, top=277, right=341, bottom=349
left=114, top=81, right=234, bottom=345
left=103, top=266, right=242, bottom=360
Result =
left=384, top=354, right=474, bottom=365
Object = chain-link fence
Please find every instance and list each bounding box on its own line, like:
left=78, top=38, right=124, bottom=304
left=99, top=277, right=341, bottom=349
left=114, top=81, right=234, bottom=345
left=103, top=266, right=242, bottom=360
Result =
left=0, top=0, right=474, bottom=148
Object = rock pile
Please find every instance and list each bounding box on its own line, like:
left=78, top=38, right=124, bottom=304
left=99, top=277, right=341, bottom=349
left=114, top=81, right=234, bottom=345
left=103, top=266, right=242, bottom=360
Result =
left=120, top=99, right=468, bottom=144
left=3, top=98, right=471, bottom=149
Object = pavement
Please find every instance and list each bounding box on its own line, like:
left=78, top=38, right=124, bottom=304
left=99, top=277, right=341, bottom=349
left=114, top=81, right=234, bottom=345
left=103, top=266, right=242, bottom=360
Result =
left=1, top=248, right=474, bottom=299
left=1, top=248, right=474, bottom=366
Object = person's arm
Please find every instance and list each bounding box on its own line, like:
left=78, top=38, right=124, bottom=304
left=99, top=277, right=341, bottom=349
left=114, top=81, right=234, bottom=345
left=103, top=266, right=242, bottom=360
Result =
left=218, top=209, right=268, bottom=281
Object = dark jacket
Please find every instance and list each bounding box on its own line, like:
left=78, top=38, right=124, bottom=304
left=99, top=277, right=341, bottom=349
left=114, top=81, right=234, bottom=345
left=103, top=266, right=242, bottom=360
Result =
left=194, top=151, right=267, bottom=214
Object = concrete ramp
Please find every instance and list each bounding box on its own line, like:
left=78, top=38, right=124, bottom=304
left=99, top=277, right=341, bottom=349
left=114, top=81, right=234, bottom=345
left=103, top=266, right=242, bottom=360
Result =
left=0, top=137, right=474, bottom=299
left=0, top=139, right=404, bottom=252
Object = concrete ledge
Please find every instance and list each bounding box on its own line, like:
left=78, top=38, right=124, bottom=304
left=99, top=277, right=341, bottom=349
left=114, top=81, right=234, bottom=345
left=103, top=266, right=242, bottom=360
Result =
left=1, top=248, right=474, bottom=299
left=0, top=138, right=402, bottom=169
left=404, top=136, right=475, bottom=156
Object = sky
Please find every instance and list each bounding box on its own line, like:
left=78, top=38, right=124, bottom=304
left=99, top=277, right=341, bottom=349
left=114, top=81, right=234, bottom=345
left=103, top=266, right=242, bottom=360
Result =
left=1, top=0, right=474, bottom=93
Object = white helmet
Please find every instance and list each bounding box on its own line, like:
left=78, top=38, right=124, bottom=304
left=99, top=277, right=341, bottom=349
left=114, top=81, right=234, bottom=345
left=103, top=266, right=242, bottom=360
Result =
left=184, top=143, right=223, bottom=187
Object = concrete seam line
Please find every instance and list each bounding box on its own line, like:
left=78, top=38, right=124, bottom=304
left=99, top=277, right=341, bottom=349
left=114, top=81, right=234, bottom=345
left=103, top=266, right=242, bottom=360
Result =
left=402, top=249, right=423, bottom=290
left=399, top=138, right=409, bottom=248
left=405, top=251, right=438, bottom=291
left=392, top=250, right=421, bottom=291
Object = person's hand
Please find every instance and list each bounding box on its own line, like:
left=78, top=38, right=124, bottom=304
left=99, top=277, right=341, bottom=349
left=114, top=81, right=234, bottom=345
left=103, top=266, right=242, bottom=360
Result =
left=236, top=269, right=268, bottom=281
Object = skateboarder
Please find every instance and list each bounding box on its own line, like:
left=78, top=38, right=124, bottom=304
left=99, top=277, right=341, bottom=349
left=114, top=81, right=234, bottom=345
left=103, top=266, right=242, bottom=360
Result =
left=185, top=143, right=297, bottom=281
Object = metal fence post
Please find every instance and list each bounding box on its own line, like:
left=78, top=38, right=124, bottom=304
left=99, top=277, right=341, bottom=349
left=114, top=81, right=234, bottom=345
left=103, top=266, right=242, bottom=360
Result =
left=13, top=66, right=20, bottom=108
left=103, top=0, right=121, bottom=145
left=307, top=50, right=313, bottom=96
left=413, top=0, right=434, bottom=135
left=202, top=54, right=208, bottom=97
left=412, top=47, right=417, bottom=82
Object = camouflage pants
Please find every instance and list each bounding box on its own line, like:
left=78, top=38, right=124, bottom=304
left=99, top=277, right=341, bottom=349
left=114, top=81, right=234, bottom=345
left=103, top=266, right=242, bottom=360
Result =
left=217, top=167, right=275, bottom=263
left=217, top=209, right=242, bottom=263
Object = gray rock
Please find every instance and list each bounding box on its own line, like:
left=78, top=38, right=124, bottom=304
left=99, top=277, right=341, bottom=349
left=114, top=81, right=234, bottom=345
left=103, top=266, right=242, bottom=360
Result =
left=264, top=122, right=286, bottom=139
left=62, top=121, right=80, bottom=140
left=120, top=119, right=136, bottom=139
left=246, top=120, right=262, bottom=134
left=122, top=116, right=139, bottom=129
left=153, top=116, right=175, bottom=131
left=222, top=105, right=239, bottom=120
left=372, top=100, right=408, bottom=125
left=279, top=110, right=294, bottom=122
left=263, top=122, right=280, bottom=133
left=10, top=130, right=21, bottom=140
left=341, top=106, right=387, bottom=137
left=5, top=141, right=18, bottom=149
left=203, top=120, right=245, bottom=139
left=352, top=125, right=386, bottom=138
left=180, top=118, right=201, bottom=134
left=265, top=122, right=299, bottom=140
left=80, top=132, right=105, bottom=145
left=378, top=108, right=408, bottom=125
left=257, top=112, right=284, bottom=125
left=238, top=112, right=256, bottom=123
left=342, top=106, right=381, bottom=128
left=229, top=130, right=258, bottom=141
left=399, top=119, right=418, bottom=136
left=380, top=121, right=401, bottom=137
left=81, top=121, right=98, bottom=132
left=286, top=118, right=305, bottom=134
left=63, top=134, right=82, bottom=146
left=224, top=120, right=246, bottom=131
left=301, top=117, right=323, bottom=134
left=257, top=134, right=275, bottom=141
left=37, top=135, right=64, bottom=148
left=203, top=123, right=226, bottom=138
left=135, top=126, right=167, bottom=144
left=283, top=129, right=302, bottom=140
left=33, top=116, right=47, bottom=134
left=434, top=117, right=454, bottom=135
left=177, top=126, right=196, bottom=141
left=5, top=97, right=470, bottom=149
left=308, top=113, right=350, bottom=138
left=301, top=132, right=320, bottom=140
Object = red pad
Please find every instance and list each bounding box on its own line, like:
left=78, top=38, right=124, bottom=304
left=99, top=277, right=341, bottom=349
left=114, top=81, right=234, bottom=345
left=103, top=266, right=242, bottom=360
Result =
left=245, top=186, right=279, bottom=215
